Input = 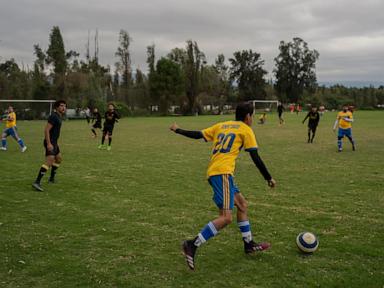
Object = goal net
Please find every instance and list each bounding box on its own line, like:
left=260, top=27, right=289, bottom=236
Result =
left=249, top=100, right=279, bottom=113
left=0, top=99, right=55, bottom=120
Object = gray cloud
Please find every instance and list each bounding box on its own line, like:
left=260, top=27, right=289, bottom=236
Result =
left=1, top=0, right=383, bottom=82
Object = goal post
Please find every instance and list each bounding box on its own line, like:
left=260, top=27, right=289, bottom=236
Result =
left=249, top=100, right=279, bottom=113
left=0, top=99, right=56, bottom=120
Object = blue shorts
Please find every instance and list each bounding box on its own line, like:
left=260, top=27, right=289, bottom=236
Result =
left=338, top=128, right=352, bottom=138
left=2, top=126, right=18, bottom=138
left=208, top=174, right=239, bottom=210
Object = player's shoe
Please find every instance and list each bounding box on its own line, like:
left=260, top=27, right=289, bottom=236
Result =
left=48, top=178, right=55, bottom=184
left=352, top=145, right=356, bottom=151
left=244, top=240, right=271, bottom=254
left=182, top=240, right=197, bottom=270
left=0, top=147, right=7, bottom=151
left=98, top=144, right=105, bottom=149
left=107, top=145, right=111, bottom=151
left=32, top=182, right=44, bottom=192
left=21, top=146, right=27, bottom=153
left=338, top=148, right=342, bottom=152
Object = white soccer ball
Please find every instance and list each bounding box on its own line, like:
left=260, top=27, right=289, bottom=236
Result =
left=296, top=232, right=319, bottom=253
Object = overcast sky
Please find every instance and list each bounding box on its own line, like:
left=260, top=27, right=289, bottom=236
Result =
left=1, top=0, right=383, bottom=84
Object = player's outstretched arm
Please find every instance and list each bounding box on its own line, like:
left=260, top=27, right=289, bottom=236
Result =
left=248, top=149, right=276, bottom=188
left=169, top=123, right=204, bottom=140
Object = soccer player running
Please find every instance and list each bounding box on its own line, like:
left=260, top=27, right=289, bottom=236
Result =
left=333, top=105, right=355, bottom=152
left=32, top=100, right=67, bottom=192
left=1, top=106, right=27, bottom=152
left=302, top=106, right=320, bottom=143
left=170, top=102, right=276, bottom=271
left=98, top=103, right=119, bottom=151
left=277, top=102, right=284, bottom=125
left=91, top=107, right=102, bottom=137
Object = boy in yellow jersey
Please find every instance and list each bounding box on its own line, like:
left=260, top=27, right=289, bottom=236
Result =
left=170, top=102, right=276, bottom=270
left=1, top=106, right=27, bottom=152
left=333, top=105, right=355, bottom=152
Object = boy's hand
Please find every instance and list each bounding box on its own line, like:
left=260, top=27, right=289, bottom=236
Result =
left=169, top=123, right=179, bottom=132
left=267, top=178, right=276, bottom=188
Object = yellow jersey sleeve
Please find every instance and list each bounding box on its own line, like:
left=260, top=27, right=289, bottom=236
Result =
left=202, top=123, right=220, bottom=142
left=243, top=126, right=258, bottom=151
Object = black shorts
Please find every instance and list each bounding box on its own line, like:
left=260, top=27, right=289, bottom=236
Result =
left=44, top=140, right=60, bottom=156
left=103, top=125, right=114, bottom=136
left=93, top=122, right=102, bottom=129
left=308, top=124, right=318, bottom=133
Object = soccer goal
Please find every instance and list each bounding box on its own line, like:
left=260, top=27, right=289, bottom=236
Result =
left=249, top=100, right=279, bottom=113
left=0, top=99, right=56, bottom=120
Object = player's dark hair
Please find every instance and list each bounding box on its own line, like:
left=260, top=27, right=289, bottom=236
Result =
left=54, top=100, right=66, bottom=108
left=235, top=102, right=254, bottom=121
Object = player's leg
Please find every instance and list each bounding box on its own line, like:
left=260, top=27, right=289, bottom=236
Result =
left=1, top=129, right=8, bottom=150
left=10, top=127, right=27, bottom=152
left=182, top=175, right=233, bottom=270
left=98, top=130, right=107, bottom=149
left=337, top=128, right=344, bottom=152
left=307, top=127, right=311, bottom=143
left=107, top=129, right=113, bottom=150
left=91, top=125, right=97, bottom=137
left=33, top=155, right=55, bottom=191
left=235, top=191, right=270, bottom=253
left=49, top=152, right=62, bottom=183
left=345, top=129, right=355, bottom=151
left=310, top=126, right=317, bottom=143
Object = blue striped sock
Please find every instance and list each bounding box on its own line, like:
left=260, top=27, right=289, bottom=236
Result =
left=194, top=222, right=218, bottom=247
left=238, top=220, right=253, bottom=243
left=17, top=139, right=25, bottom=147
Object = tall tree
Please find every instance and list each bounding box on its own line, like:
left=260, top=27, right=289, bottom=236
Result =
left=115, top=29, right=132, bottom=106
left=274, top=37, right=319, bottom=103
left=46, top=26, right=67, bottom=97
left=150, top=57, right=184, bottom=114
left=229, top=50, right=267, bottom=101
left=184, top=40, right=205, bottom=114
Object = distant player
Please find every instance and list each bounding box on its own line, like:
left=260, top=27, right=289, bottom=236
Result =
left=170, top=102, right=276, bottom=271
left=258, top=112, right=267, bottom=124
left=91, top=107, right=102, bottom=137
left=333, top=105, right=355, bottom=152
left=1, top=106, right=27, bottom=152
left=32, top=100, right=67, bottom=192
left=98, top=103, right=120, bottom=151
left=277, top=102, right=284, bottom=125
left=302, top=106, right=320, bottom=143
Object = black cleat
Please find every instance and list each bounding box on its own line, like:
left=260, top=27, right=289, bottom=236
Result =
left=352, top=145, right=356, bottom=151
left=182, top=240, right=197, bottom=270
left=244, top=240, right=271, bottom=254
left=48, top=178, right=55, bottom=184
left=32, top=182, right=44, bottom=192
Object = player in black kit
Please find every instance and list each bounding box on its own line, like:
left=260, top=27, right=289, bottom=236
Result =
left=32, top=100, right=67, bottom=191
left=98, top=103, right=120, bottom=151
left=91, top=107, right=102, bottom=138
left=302, top=106, right=320, bottom=143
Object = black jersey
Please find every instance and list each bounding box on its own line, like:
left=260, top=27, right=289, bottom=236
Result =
left=47, top=112, right=62, bottom=143
left=104, top=111, right=120, bottom=127
left=303, top=111, right=320, bottom=127
left=277, top=104, right=284, bottom=114
left=93, top=112, right=102, bottom=125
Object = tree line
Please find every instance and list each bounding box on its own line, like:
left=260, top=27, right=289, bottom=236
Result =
left=0, top=26, right=383, bottom=117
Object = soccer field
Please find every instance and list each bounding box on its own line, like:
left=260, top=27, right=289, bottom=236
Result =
left=1, top=111, right=383, bottom=287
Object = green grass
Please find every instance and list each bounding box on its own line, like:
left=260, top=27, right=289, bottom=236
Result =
left=0, top=111, right=383, bottom=287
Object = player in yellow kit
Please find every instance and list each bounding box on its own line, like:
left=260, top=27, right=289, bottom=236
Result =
left=1, top=106, right=27, bottom=152
left=333, top=105, right=355, bottom=152
left=170, top=102, right=276, bottom=270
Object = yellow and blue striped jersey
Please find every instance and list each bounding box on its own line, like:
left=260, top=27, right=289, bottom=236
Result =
left=337, top=111, right=353, bottom=129
left=5, top=112, right=16, bottom=128
left=202, top=121, right=258, bottom=177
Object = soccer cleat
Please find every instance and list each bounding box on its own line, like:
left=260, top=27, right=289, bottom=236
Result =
left=244, top=240, right=271, bottom=254
left=352, top=145, right=356, bottom=151
left=48, top=178, right=55, bottom=184
left=338, top=148, right=342, bottom=152
left=32, top=182, right=44, bottom=192
left=182, top=240, right=197, bottom=270
left=0, top=147, right=7, bottom=151
left=21, top=146, right=27, bottom=153
left=107, top=145, right=111, bottom=151
left=98, top=144, right=105, bottom=149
